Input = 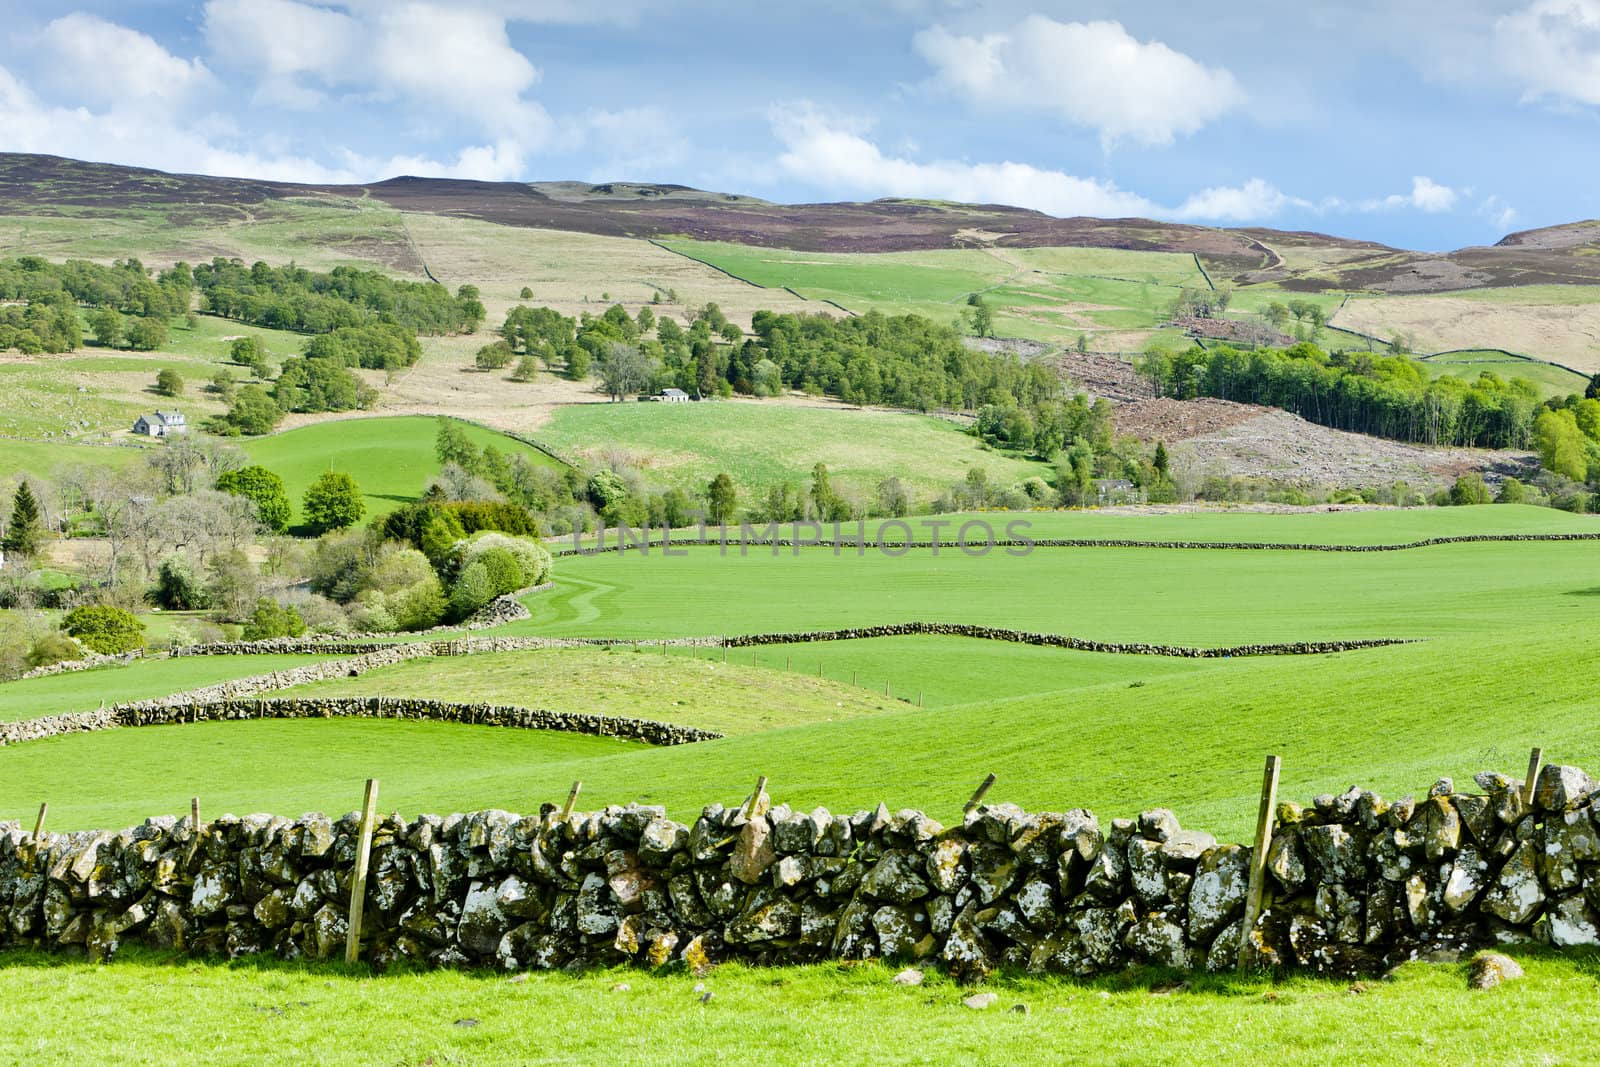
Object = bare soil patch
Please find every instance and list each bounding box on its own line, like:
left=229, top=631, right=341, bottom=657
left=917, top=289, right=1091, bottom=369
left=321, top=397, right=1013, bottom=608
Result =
left=1052, top=352, right=1154, bottom=402
left=1112, top=398, right=1268, bottom=441
left=1174, top=406, right=1533, bottom=489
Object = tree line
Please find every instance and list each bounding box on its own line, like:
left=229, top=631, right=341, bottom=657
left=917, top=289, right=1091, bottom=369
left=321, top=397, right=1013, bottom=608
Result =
left=193, top=259, right=484, bottom=336
left=0, top=256, right=191, bottom=354
left=1137, top=342, right=1541, bottom=449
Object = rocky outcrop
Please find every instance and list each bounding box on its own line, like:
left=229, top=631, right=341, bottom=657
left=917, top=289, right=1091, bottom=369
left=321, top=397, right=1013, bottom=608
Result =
left=5, top=765, right=1599, bottom=977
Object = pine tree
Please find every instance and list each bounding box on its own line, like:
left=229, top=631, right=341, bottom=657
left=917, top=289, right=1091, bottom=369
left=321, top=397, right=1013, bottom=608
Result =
left=1153, top=441, right=1170, bottom=479
left=2, top=480, right=44, bottom=557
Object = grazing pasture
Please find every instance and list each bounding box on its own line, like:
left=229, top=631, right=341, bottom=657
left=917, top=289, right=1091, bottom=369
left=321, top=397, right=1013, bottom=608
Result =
left=535, top=399, right=1045, bottom=501
left=3, top=947, right=1596, bottom=1067
left=239, top=416, right=564, bottom=523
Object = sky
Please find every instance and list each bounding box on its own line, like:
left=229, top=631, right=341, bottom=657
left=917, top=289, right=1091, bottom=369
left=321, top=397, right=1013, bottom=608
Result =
left=1, top=1, right=1599, bottom=251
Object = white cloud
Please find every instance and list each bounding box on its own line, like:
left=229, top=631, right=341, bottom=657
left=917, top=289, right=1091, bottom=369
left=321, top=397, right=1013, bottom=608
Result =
left=203, top=0, right=360, bottom=108
left=371, top=3, right=547, bottom=141
left=1175, top=179, right=1305, bottom=222
left=199, top=0, right=551, bottom=177
left=38, top=13, right=213, bottom=110
left=1405, top=175, right=1459, bottom=212
left=1348, top=175, right=1461, bottom=213
left=1496, top=0, right=1600, bottom=106
left=771, top=106, right=1159, bottom=217
left=914, top=16, right=1243, bottom=147
left=768, top=107, right=1479, bottom=226
left=0, top=62, right=354, bottom=183
left=1479, top=194, right=1521, bottom=232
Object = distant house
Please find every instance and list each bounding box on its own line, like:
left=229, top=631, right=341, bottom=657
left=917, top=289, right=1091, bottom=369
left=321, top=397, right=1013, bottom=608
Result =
left=1095, top=478, right=1138, bottom=504
left=651, top=388, right=691, bottom=403
left=133, top=411, right=187, bottom=437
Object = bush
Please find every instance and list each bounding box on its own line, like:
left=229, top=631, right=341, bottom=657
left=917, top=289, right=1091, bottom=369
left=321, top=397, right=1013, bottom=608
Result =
left=1449, top=473, right=1492, bottom=506
left=155, top=553, right=210, bottom=610
left=449, top=561, right=496, bottom=619
left=477, top=547, right=524, bottom=596
left=61, top=605, right=146, bottom=654
left=281, top=592, right=350, bottom=635
left=1496, top=477, right=1527, bottom=504
left=240, top=599, right=306, bottom=641
left=26, top=633, right=81, bottom=668
left=452, top=531, right=552, bottom=589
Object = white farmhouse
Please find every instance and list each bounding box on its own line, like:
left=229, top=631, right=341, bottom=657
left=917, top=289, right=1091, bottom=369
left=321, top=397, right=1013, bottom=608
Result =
left=133, top=411, right=188, bottom=437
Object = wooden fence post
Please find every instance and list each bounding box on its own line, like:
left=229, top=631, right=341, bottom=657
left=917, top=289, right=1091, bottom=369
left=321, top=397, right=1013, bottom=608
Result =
left=1523, top=747, right=1544, bottom=808
left=743, top=776, right=769, bottom=820
left=344, top=778, right=380, bottom=966
left=962, top=774, right=996, bottom=814
left=31, top=802, right=47, bottom=842
left=1238, top=755, right=1282, bottom=971
left=191, top=796, right=201, bottom=832
left=917, top=690, right=923, bottom=708
left=560, top=780, right=583, bottom=819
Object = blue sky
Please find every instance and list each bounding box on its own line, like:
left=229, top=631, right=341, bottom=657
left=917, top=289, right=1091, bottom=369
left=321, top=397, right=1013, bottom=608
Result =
left=1, top=1, right=1598, bottom=250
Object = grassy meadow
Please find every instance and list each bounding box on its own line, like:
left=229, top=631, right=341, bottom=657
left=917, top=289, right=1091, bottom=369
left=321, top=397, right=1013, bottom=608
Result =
left=4, top=506, right=1596, bottom=838
left=4, top=946, right=1597, bottom=1067
left=240, top=416, right=564, bottom=523
left=536, top=400, right=1044, bottom=501
left=0, top=653, right=329, bottom=723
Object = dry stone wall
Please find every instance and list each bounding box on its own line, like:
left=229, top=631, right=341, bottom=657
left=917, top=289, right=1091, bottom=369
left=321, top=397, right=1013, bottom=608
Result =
left=170, top=625, right=1409, bottom=660
left=5, top=765, right=1600, bottom=977
left=720, top=624, right=1412, bottom=658
left=556, top=531, right=1600, bottom=557
left=0, top=695, right=717, bottom=748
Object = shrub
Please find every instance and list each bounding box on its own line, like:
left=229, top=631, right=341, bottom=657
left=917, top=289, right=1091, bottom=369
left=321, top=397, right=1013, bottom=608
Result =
left=26, top=633, right=81, bottom=668
left=155, top=553, right=210, bottom=610
left=1449, top=473, right=1492, bottom=506
left=452, top=531, right=552, bottom=589
left=449, top=561, right=496, bottom=619
left=477, top=547, right=524, bottom=596
left=240, top=599, right=306, bottom=641
left=61, top=605, right=145, bottom=654
left=1496, top=477, right=1527, bottom=504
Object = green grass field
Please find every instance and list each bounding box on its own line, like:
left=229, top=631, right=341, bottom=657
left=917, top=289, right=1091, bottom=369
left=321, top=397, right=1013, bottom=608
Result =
left=535, top=400, right=1044, bottom=502
left=240, top=415, right=564, bottom=523
left=279, top=646, right=894, bottom=735
left=6, top=507, right=1596, bottom=838
left=1418, top=350, right=1589, bottom=397
left=661, top=240, right=1210, bottom=345
left=4, top=946, right=1594, bottom=1066
left=0, top=654, right=329, bottom=723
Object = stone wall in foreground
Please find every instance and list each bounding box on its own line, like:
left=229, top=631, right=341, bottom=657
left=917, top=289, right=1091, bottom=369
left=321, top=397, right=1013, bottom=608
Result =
left=4, top=764, right=1598, bottom=976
